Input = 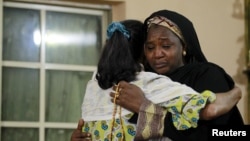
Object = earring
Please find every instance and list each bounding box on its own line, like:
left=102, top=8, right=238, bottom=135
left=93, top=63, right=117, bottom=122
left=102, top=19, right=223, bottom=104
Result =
left=183, top=50, right=186, bottom=56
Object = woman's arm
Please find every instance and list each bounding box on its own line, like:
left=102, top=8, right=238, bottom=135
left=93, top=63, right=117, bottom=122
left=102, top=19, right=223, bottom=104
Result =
left=200, top=86, right=242, bottom=120
left=109, top=81, right=242, bottom=140
left=110, top=81, right=242, bottom=121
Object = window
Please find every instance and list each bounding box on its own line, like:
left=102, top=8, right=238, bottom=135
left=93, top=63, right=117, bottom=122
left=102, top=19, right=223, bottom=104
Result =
left=1, top=1, right=110, bottom=141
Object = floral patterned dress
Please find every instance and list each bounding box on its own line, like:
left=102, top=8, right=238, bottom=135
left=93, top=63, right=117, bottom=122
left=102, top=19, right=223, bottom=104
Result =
left=81, top=71, right=215, bottom=141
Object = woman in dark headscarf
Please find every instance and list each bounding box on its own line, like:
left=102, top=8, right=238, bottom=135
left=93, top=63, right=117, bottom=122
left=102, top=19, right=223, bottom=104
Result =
left=119, top=9, right=244, bottom=141
left=70, top=10, right=243, bottom=141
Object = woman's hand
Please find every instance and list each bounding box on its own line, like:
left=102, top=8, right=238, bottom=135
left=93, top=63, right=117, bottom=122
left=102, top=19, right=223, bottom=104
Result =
left=70, top=119, right=92, bottom=141
left=110, top=81, right=147, bottom=113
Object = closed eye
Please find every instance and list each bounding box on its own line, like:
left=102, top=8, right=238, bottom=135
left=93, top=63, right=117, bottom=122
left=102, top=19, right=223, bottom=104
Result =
left=145, top=44, right=155, bottom=50
left=162, top=45, right=171, bottom=49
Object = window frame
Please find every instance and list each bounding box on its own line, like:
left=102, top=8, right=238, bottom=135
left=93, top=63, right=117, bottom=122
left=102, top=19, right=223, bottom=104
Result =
left=0, top=1, right=111, bottom=141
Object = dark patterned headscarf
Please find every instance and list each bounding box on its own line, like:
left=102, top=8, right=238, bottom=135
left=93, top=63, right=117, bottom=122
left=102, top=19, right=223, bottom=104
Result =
left=144, top=9, right=208, bottom=63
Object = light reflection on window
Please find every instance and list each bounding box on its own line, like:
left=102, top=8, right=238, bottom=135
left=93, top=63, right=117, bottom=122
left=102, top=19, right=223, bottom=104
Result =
left=45, top=32, right=97, bottom=47
left=33, top=29, right=41, bottom=47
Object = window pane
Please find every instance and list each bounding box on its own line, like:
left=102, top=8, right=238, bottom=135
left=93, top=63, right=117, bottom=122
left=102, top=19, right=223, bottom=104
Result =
left=45, top=70, right=92, bottom=122
left=1, top=128, right=38, bottom=141
left=45, top=128, right=73, bottom=141
left=45, top=11, right=102, bottom=65
left=3, top=7, right=41, bottom=62
left=2, top=67, right=40, bottom=121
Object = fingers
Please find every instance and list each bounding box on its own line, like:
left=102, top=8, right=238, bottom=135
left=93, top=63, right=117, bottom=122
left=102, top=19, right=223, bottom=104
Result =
left=81, top=132, right=92, bottom=140
left=77, top=119, right=84, bottom=130
left=70, top=119, right=92, bottom=141
left=110, top=92, right=122, bottom=104
left=111, top=81, right=126, bottom=97
left=71, top=131, right=92, bottom=141
left=110, top=81, right=128, bottom=104
left=112, top=81, right=129, bottom=91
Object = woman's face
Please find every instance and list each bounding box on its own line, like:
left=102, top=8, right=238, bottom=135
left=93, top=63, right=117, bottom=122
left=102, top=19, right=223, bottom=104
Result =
left=144, top=24, right=184, bottom=75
